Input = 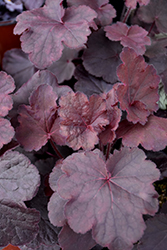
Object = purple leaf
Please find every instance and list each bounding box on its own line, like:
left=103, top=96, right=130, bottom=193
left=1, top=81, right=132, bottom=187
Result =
left=82, top=29, right=122, bottom=83
left=2, top=49, right=36, bottom=90
left=58, top=91, right=109, bottom=150
left=58, top=224, right=96, bottom=250
left=116, top=115, right=167, bottom=151
left=16, top=84, right=65, bottom=151
left=0, top=71, right=15, bottom=117
left=117, top=47, right=160, bottom=125
left=145, top=35, right=167, bottom=58
left=0, top=201, right=40, bottom=247
left=138, top=213, right=167, bottom=250
left=74, top=65, right=113, bottom=97
left=99, top=86, right=122, bottom=145
left=48, top=160, right=67, bottom=227
left=149, top=54, right=167, bottom=93
left=57, top=148, right=160, bottom=249
left=14, top=0, right=97, bottom=68
left=48, top=192, right=67, bottom=227
left=125, top=0, right=150, bottom=9
left=105, top=22, right=151, bottom=55
left=98, top=106, right=121, bottom=145
left=48, top=45, right=79, bottom=83
left=21, top=192, right=60, bottom=250
left=11, top=70, right=72, bottom=118
left=0, top=150, right=40, bottom=203
left=0, top=118, right=15, bottom=149
left=67, top=0, right=116, bottom=26
left=137, top=0, right=167, bottom=33
left=22, top=0, right=45, bottom=10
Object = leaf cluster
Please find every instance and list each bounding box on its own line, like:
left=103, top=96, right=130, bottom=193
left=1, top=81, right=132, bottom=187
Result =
left=1, top=0, right=167, bottom=249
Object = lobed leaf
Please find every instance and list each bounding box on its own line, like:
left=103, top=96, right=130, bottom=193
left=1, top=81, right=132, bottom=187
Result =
left=105, top=22, right=151, bottom=55
left=116, top=47, right=160, bottom=125
left=11, top=70, right=72, bottom=118
left=14, top=0, right=97, bottom=68
left=116, top=115, right=167, bottom=151
left=0, top=201, right=40, bottom=247
left=67, top=0, right=116, bottom=26
left=0, top=150, right=40, bottom=203
left=2, top=49, right=36, bottom=91
left=0, top=71, right=15, bottom=117
left=16, top=84, right=65, bottom=151
left=58, top=224, right=96, bottom=250
left=137, top=0, right=167, bottom=33
left=82, top=29, right=122, bottom=83
left=125, top=0, right=150, bottom=9
left=0, top=118, right=15, bottom=150
left=58, top=91, right=109, bottom=150
left=74, top=65, right=113, bottom=97
left=138, top=213, right=167, bottom=250
left=57, top=148, right=160, bottom=249
left=48, top=45, right=79, bottom=83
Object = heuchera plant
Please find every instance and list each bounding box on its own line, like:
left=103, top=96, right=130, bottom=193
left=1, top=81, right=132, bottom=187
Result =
left=1, top=0, right=167, bottom=249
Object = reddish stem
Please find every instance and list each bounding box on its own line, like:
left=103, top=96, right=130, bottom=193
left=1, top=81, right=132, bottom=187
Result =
left=49, top=139, right=63, bottom=159
left=148, top=21, right=155, bottom=36
left=106, top=143, right=112, bottom=160
left=122, top=7, right=132, bottom=23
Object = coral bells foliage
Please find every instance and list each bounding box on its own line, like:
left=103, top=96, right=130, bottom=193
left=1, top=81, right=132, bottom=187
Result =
left=2, top=0, right=167, bottom=250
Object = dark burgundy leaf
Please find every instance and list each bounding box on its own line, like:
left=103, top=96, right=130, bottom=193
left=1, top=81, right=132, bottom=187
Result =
left=116, top=115, right=167, bottom=151
left=0, top=71, right=15, bottom=117
left=21, top=186, right=60, bottom=250
left=145, top=34, right=167, bottom=58
left=22, top=0, right=45, bottom=10
left=14, top=0, right=97, bottom=68
left=58, top=91, right=109, bottom=150
left=137, top=213, right=167, bottom=250
left=82, top=29, right=122, bottom=83
left=105, top=22, right=151, bottom=55
left=145, top=151, right=167, bottom=180
left=58, top=224, right=96, bottom=250
left=10, top=70, right=72, bottom=118
left=0, top=201, right=40, bottom=247
left=2, top=49, right=36, bottom=91
left=67, top=0, right=116, bottom=26
left=48, top=45, right=79, bottom=83
left=161, top=201, right=167, bottom=214
left=149, top=54, right=167, bottom=93
left=116, top=47, right=160, bottom=125
left=0, top=118, right=15, bottom=150
left=74, top=65, right=113, bottom=97
left=16, top=84, right=65, bottom=151
left=57, top=148, right=159, bottom=249
left=0, top=150, right=40, bottom=203
left=125, top=0, right=150, bottom=8
left=137, top=0, right=167, bottom=33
